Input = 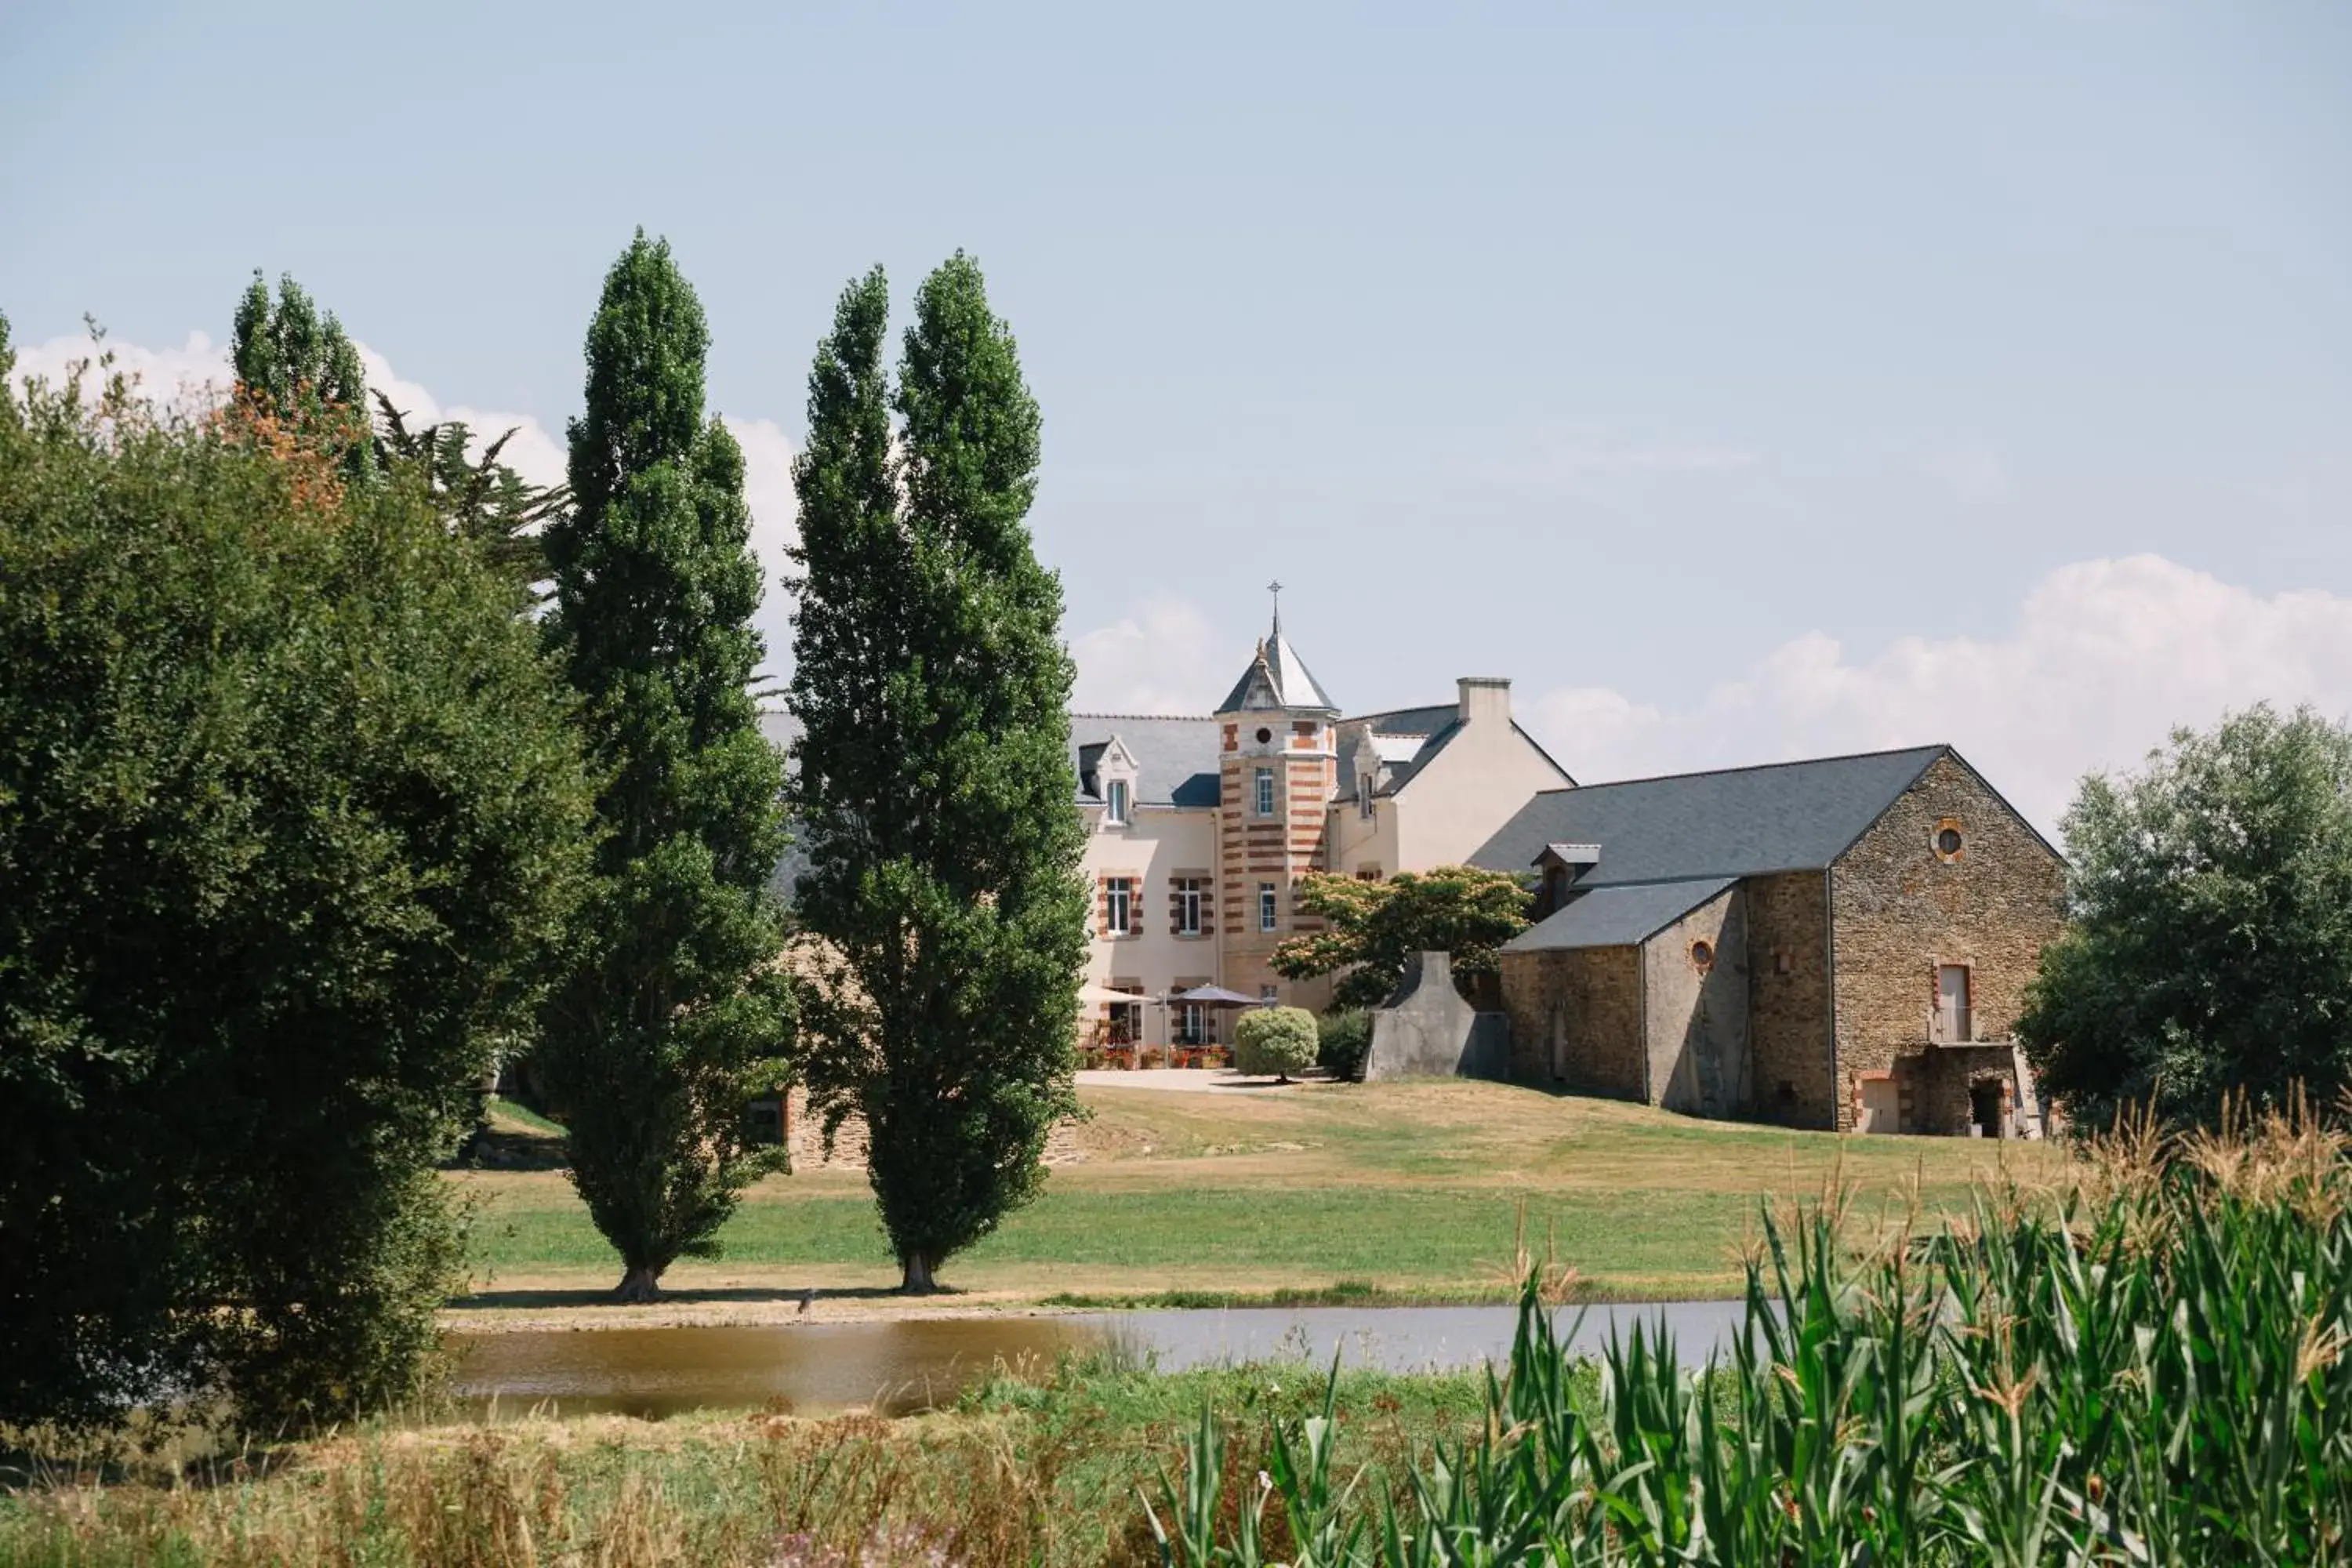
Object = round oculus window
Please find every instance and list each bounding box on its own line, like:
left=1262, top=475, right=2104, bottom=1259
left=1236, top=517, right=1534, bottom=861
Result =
left=1936, top=826, right=1964, bottom=858
left=1254, top=726, right=1273, bottom=744
left=1690, top=939, right=1715, bottom=972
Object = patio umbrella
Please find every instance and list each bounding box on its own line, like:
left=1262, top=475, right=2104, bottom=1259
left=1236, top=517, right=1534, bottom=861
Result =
left=1077, top=982, right=1142, bottom=1006
left=1170, top=984, right=1261, bottom=1007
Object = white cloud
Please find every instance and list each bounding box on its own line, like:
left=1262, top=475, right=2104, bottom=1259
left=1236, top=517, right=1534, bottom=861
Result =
left=358, top=346, right=568, bottom=488
left=1070, top=597, right=1231, bottom=714
left=1523, top=555, right=2352, bottom=837
left=723, top=415, right=799, bottom=673
left=1069, top=557, right=2352, bottom=842
left=12, top=328, right=807, bottom=677
left=12, top=328, right=233, bottom=407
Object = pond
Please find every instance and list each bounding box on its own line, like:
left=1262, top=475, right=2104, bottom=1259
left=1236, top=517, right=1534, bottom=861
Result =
left=445, top=1301, right=1753, bottom=1420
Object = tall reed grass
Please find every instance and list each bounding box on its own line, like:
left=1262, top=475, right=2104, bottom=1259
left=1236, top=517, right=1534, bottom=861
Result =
left=1147, top=1097, right=2352, bottom=1566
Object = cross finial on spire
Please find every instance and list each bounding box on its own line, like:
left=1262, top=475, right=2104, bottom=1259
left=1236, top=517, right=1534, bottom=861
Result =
left=1267, top=579, right=1283, bottom=633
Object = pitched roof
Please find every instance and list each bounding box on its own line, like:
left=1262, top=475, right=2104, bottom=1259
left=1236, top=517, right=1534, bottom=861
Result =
left=1218, top=624, right=1338, bottom=714
left=1337, top=702, right=1577, bottom=802
left=1471, top=745, right=1951, bottom=886
left=1501, top=876, right=1739, bottom=952
left=763, top=710, right=1223, bottom=811
left=1069, top=714, right=1222, bottom=808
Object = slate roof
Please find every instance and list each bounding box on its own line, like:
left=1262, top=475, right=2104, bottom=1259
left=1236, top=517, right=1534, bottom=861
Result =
left=762, top=710, right=1224, bottom=812
left=1069, top=714, right=1223, bottom=808
left=1471, top=746, right=1951, bottom=886
left=1218, top=625, right=1339, bottom=714
left=1337, top=702, right=1577, bottom=802
left=1501, top=876, right=1739, bottom=953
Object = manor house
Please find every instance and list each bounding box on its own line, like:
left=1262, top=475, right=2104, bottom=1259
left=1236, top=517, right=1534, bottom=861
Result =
left=1068, top=613, right=1570, bottom=1047
left=762, top=607, right=2067, bottom=1137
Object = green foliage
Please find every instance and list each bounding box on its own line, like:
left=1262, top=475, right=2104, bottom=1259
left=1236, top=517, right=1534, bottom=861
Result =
left=1273, top=866, right=1533, bottom=1009
left=0, top=358, right=594, bottom=1433
left=1152, top=1111, right=2352, bottom=1566
left=230, top=270, right=375, bottom=487
left=1316, top=1007, right=1374, bottom=1081
left=2020, top=704, right=2352, bottom=1130
left=787, top=256, right=1089, bottom=1293
left=1234, top=1007, right=1319, bottom=1080
left=372, top=391, right=564, bottom=600
left=535, top=230, right=793, bottom=1300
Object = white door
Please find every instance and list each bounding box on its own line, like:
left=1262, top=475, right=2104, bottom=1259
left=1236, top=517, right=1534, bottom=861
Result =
left=1936, top=965, right=1971, bottom=1043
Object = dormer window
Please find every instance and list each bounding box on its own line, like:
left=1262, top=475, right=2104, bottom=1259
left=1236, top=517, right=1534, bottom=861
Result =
left=1105, top=779, right=1130, bottom=826
left=1359, top=773, right=1376, bottom=818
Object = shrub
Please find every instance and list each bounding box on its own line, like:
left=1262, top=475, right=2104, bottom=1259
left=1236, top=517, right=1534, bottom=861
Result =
left=1317, top=1008, right=1373, bottom=1081
left=1232, top=1006, right=1319, bottom=1081
left=0, top=346, right=595, bottom=1433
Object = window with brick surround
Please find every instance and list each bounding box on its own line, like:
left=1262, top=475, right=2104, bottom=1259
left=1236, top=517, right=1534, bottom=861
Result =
left=1103, top=877, right=1134, bottom=936
left=1933, top=817, right=1965, bottom=862
left=1258, top=882, right=1278, bottom=931
left=1254, top=767, right=1275, bottom=816
left=1173, top=877, right=1205, bottom=936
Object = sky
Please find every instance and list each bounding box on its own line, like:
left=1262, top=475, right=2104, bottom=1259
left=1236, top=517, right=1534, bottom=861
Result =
left=5, top=2, right=2348, bottom=836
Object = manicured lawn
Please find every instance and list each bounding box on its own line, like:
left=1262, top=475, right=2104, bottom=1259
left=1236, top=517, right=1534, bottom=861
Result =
left=456, top=1080, right=2060, bottom=1302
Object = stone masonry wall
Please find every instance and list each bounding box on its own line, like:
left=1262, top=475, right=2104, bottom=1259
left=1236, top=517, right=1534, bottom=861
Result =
left=1742, top=870, right=1836, bottom=1129
left=1829, top=753, right=2066, bottom=1132
left=1498, top=945, right=1644, bottom=1099
left=1642, top=887, right=1749, bottom=1119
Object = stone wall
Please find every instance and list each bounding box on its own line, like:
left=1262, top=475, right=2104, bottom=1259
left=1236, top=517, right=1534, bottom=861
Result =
left=1642, top=887, right=1749, bottom=1118
left=1364, top=949, right=1509, bottom=1080
left=1828, top=753, right=2066, bottom=1132
left=1497, top=944, right=1644, bottom=1098
left=1743, top=870, right=1836, bottom=1129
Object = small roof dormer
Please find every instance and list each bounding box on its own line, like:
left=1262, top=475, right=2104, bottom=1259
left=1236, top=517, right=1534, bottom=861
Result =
left=1215, top=604, right=1338, bottom=717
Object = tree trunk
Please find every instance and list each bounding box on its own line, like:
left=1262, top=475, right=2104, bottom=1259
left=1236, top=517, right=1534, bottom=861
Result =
left=899, top=1251, right=938, bottom=1294
left=615, top=1264, right=663, bottom=1303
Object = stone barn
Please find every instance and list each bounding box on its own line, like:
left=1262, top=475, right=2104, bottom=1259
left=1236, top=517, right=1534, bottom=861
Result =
left=1475, top=746, right=2064, bottom=1135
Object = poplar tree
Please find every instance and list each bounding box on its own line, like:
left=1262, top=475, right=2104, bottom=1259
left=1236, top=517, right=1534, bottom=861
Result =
left=230, top=270, right=376, bottom=486
left=538, top=232, right=793, bottom=1301
left=789, top=256, right=1090, bottom=1292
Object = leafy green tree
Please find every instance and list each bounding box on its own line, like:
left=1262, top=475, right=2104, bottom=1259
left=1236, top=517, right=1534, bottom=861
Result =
left=231, top=270, right=376, bottom=486
left=0, top=350, right=593, bottom=1433
left=1234, top=1007, right=1320, bottom=1083
left=1272, top=866, right=1534, bottom=1009
left=373, top=392, right=564, bottom=599
left=536, top=231, right=794, bottom=1302
left=788, top=256, right=1090, bottom=1294
left=2020, top=704, right=2352, bottom=1131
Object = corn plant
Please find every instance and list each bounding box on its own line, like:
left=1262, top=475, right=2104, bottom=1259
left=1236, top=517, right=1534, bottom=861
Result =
left=1141, top=1099, right=2352, bottom=1566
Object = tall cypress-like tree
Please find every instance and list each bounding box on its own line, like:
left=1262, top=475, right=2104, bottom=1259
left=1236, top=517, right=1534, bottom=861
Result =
left=230, top=270, right=376, bottom=486
left=538, top=232, right=793, bottom=1301
left=789, top=256, right=1090, bottom=1293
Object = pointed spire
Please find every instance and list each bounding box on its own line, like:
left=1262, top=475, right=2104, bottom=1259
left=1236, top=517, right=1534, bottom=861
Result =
left=1216, top=590, right=1337, bottom=716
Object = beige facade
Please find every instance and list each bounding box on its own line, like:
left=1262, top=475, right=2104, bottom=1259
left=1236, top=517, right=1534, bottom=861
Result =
left=1070, top=618, right=1570, bottom=1042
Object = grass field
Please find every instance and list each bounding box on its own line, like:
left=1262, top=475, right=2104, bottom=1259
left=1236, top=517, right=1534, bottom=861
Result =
left=456, top=1080, right=2061, bottom=1310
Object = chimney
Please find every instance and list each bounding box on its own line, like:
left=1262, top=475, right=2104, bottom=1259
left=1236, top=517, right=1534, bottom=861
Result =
left=1457, top=676, right=1511, bottom=728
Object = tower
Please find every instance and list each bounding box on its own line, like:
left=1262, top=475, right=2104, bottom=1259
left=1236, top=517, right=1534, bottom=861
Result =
left=1214, top=593, right=1339, bottom=1007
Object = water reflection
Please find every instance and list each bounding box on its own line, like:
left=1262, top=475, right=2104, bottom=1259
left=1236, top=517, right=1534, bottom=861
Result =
left=445, top=1301, right=1751, bottom=1421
